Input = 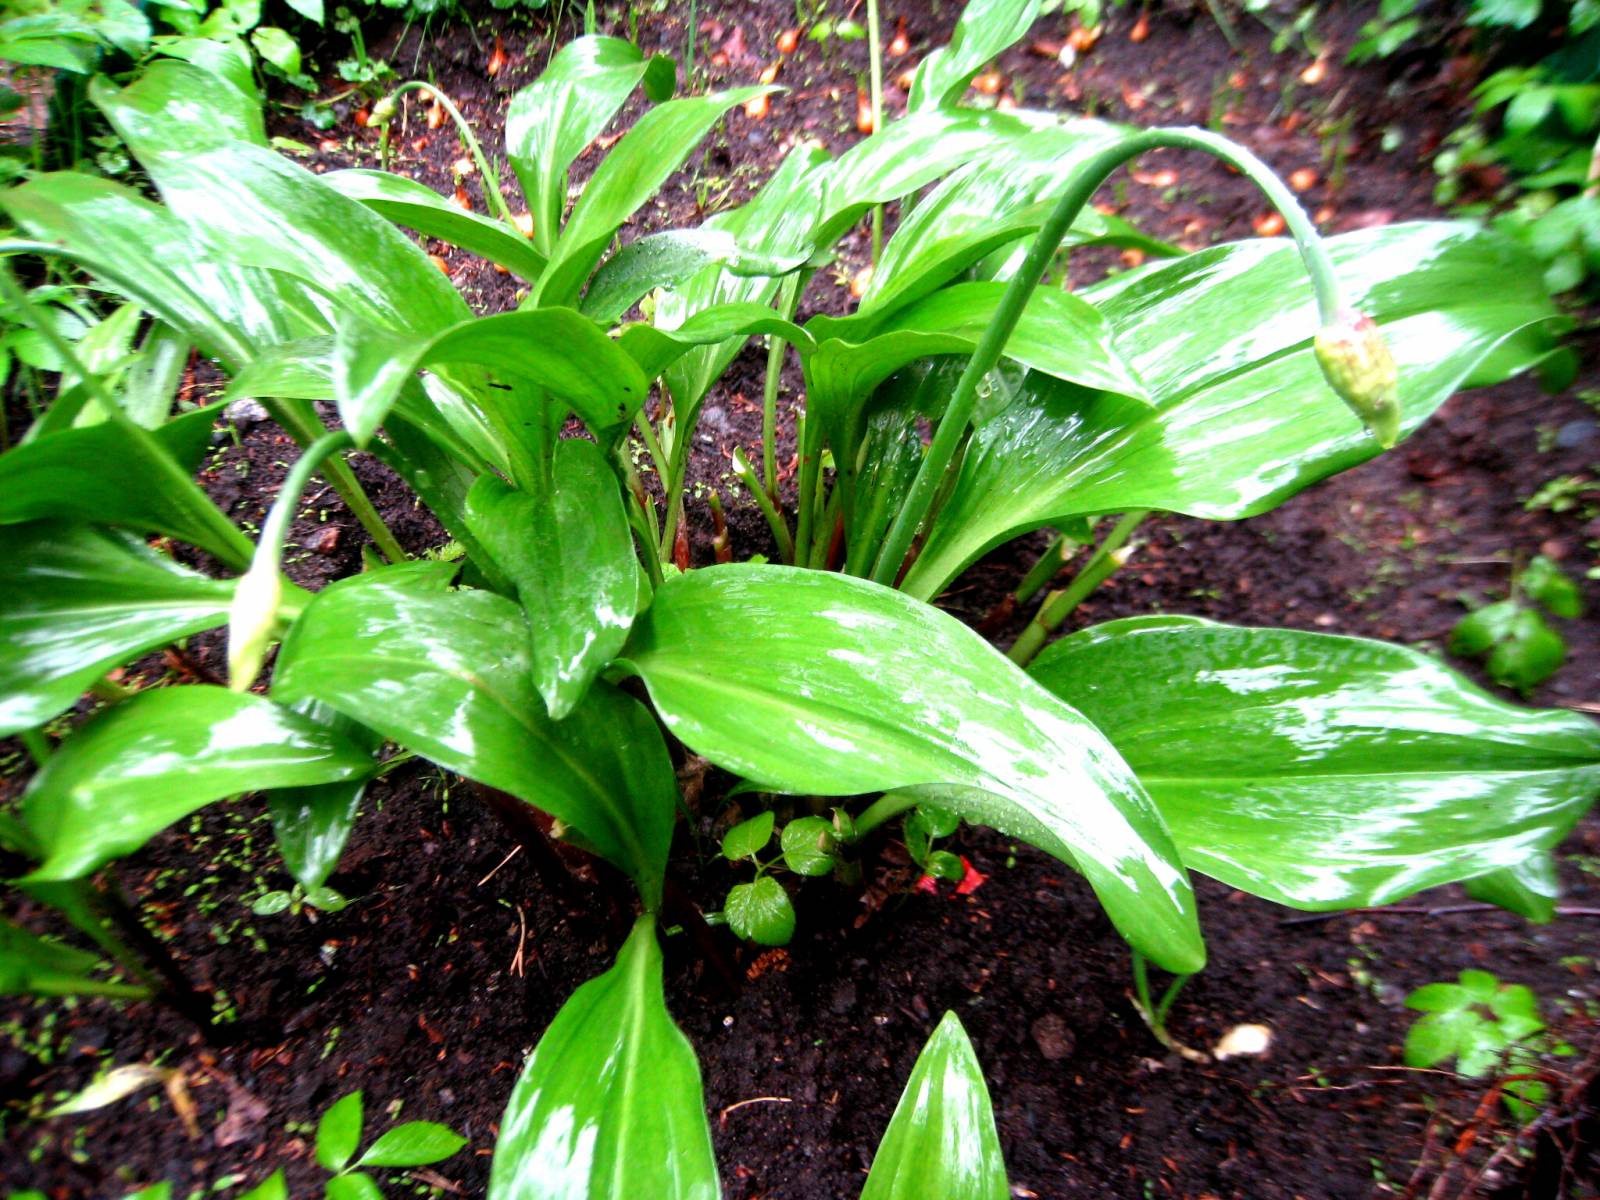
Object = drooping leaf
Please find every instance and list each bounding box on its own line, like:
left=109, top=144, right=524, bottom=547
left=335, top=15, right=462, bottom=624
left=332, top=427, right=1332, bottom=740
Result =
left=0, top=521, right=234, bottom=736
left=536, top=86, right=776, bottom=306
left=0, top=917, right=147, bottom=999
left=21, top=688, right=375, bottom=882
left=334, top=309, right=649, bottom=446
left=861, top=1012, right=1007, bottom=1200
left=616, top=565, right=1203, bottom=974
left=94, top=63, right=468, bottom=340
left=1028, top=617, right=1600, bottom=911
left=903, top=222, right=1566, bottom=599
left=1465, top=852, right=1560, bottom=923
left=488, top=916, right=718, bottom=1200
left=464, top=440, right=643, bottom=719
left=506, top=34, right=676, bottom=257
left=0, top=406, right=250, bottom=568
left=273, top=573, right=677, bottom=907
left=582, top=229, right=807, bottom=326
left=908, top=0, right=1044, bottom=112
left=324, top=169, right=549, bottom=282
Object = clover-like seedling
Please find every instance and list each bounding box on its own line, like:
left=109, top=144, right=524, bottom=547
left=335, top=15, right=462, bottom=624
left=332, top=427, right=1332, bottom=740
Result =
left=714, top=810, right=848, bottom=946
left=1450, top=554, right=1583, bottom=694
left=235, top=1090, right=468, bottom=1199
left=1403, top=970, right=1549, bottom=1121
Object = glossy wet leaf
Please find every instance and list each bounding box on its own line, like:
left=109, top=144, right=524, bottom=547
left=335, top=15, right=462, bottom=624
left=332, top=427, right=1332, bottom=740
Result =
left=1465, top=852, right=1559, bottom=923
left=908, top=0, right=1042, bottom=111
left=324, top=1176, right=382, bottom=1200
left=861, top=1011, right=1007, bottom=1200
left=0, top=522, right=234, bottom=736
left=0, top=917, right=147, bottom=999
left=537, top=85, right=776, bottom=306
left=0, top=406, right=247, bottom=567
left=464, top=441, right=642, bottom=719
left=335, top=309, right=649, bottom=446
left=582, top=229, right=806, bottom=326
left=617, top=565, right=1202, bottom=974
left=95, top=63, right=468, bottom=340
left=903, top=222, right=1565, bottom=599
left=725, top=877, right=794, bottom=945
left=1487, top=609, right=1567, bottom=693
left=316, top=1092, right=363, bottom=1171
left=325, top=169, right=548, bottom=282
left=236, top=1171, right=286, bottom=1200
left=273, top=573, right=677, bottom=907
left=780, top=817, right=837, bottom=876
left=1, top=172, right=319, bottom=365
left=267, top=701, right=389, bottom=891
left=721, top=811, right=774, bottom=861
left=1028, top=617, right=1600, bottom=911
left=506, top=34, right=676, bottom=257
left=20, top=688, right=375, bottom=882
left=356, top=1121, right=468, bottom=1168
left=488, top=917, right=718, bottom=1200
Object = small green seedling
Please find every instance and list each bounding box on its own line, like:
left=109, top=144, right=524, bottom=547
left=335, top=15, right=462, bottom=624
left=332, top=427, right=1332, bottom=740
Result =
left=251, top=882, right=350, bottom=918
left=237, top=1091, right=467, bottom=1199
left=714, top=809, right=849, bottom=945
left=1403, top=969, right=1550, bottom=1121
left=903, top=805, right=963, bottom=882
left=1450, top=554, right=1583, bottom=693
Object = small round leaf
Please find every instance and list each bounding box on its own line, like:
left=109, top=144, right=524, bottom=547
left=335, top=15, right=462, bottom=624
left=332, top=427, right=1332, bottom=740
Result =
left=721, top=811, right=774, bottom=861
left=725, top=877, right=795, bottom=945
left=780, top=816, right=837, bottom=876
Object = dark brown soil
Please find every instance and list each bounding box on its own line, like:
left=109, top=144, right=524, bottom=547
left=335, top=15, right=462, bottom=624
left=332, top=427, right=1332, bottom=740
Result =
left=4, top=2, right=1600, bottom=1199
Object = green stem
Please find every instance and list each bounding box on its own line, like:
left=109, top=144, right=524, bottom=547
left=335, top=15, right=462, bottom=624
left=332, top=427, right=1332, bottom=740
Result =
left=1130, top=950, right=1205, bottom=1061
left=1014, top=530, right=1075, bottom=606
left=868, top=127, right=1341, bottom=589
left=383, top=82, right=516, bottom=226
left=732, top=447, right=795, bottom=563
left=1008, top=510, right=1148, bottom=667
left=0, top=262, right=255, bottom=571
left=634, top=408, right=671, bottom=495
left=762, top=274, right=804, bottom=499
left=263, top=397, right=407, bottom=564
left=866, top=0, right=885, bottom=264
left=19, top=727, right=50, bottom=767
left=258, top=432, right=357, bottom=575
left=851, top=791, right=920, bottom=841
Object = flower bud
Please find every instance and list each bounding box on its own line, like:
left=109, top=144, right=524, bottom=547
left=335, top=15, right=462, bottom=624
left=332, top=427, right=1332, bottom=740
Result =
left=1315, top=309, right=1400, bottom=448
left=368, top=95, right=398, bottom=126
left=227, top=564, right=282, bottom=691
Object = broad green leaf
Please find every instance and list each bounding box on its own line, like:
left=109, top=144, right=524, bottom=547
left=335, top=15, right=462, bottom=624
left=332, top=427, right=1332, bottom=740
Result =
left=1451, top=599, right=1519, bottom=657
left=0, top=522, right=234, bottom=736
left=488, top=916, right=717, bottom=1200
left=861, top=1012, right=1007, bottom=1200
left=618, top=301, right=811, bottom=383
left=1488, top=608, right=1566, bottom=693
left=324, top=169, right=549, bottom=283
left=616, top=565, right=1202, bottom=974
left=780, top=816, right=837, bottom=876
left=94, top=43, right=265, bottom=145
left=273, top=574, right=677, bottom=907
left=283, top=0, right=322, bottom=21
left=1028, top=618, right=1600, bottom=911
left=1465, top=852, right=1559, bottom=923
left=813, top=109, right=1042, bottom=248
left=335, top=309, right=650, bottom=446
left=95, top=64, right=468, bottom=340
left=267, top=700, right=389, bottom=892
left=0, top=406, right=250, bottom=568
left=236, top=1172, right=286, bottom=1200
left=537, top=86, right=775, bottom=306
left=903, top=222, right=1566, bottom=599
left=582, top=230, right=807, bottom=326
left=324, top=1176, right=382, bottom=1200
left=725, top=877, right=794, bottom=945
left=249, top=26, right=298, bottom=74
left=357, top=1121, right=468, bottom=1168
left=317, top=1092, right=364, bottom=1171
left=0, top=917, right=147, bottom=999
left=721, top=811, right=774, bottom=860
left=908, top=0, right=1043, bottom=112
left=464, top=441, right=642, bottom=719
left=21, top=688, right=375, bottom=882
left=1, top=172, right=322, bottom=366
left=506, top=34, right=675, bottom=257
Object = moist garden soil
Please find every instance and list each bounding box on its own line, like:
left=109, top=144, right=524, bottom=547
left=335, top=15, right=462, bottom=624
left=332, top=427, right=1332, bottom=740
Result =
left=5, top=2, right=1600, bottom=1197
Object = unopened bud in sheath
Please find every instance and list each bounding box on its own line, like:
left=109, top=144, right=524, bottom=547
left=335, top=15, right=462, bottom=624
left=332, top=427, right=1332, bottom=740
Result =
left=1315, top=309, right=1400, bottom=448
left=368, top=95, right=399, bottom=126
left=227, top=564, right=282, bottom=692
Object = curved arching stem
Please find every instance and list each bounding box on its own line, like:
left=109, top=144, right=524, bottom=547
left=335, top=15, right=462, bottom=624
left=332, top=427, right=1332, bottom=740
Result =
left=375, top=82, right=517, bottom=227
left=867, top=126, right=1345, bottom=589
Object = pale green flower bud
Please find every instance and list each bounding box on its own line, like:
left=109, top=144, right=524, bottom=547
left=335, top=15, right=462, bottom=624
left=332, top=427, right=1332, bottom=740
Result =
left=1315, top=309, right=1400, bottom=449
left=227, top=564, right=282, bottom=692
left=368, top=95, right=398, bottom=126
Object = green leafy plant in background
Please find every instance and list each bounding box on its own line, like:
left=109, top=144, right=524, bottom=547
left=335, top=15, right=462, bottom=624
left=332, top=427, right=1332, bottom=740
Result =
left=1403, top=969, right=1563, bottom=1122
left=1450, top=553, right=1585, bottom=693
left=1, top=0, right=1599, bottom=1191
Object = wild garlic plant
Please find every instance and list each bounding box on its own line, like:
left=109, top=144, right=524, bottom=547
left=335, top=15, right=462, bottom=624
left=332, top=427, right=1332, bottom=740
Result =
left=2, top=0, right=1598, bottom=1192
